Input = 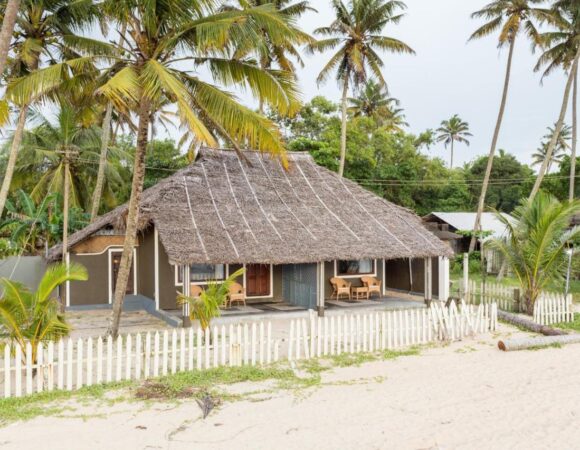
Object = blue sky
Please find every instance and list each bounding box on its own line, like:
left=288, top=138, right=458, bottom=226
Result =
left=293, top=0, right=570, bottom=168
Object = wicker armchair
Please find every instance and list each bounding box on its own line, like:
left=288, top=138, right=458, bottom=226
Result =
left=190, top=285, right=204, bottom=299
left=361, top=276, right=381, bottom=299
left=330, top=277, right=352, bottom=300
left=227, top=282, right=246, bottom=308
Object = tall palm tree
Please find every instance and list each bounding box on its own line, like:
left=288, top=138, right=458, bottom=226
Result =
left=0, top=0, right=21, bottom=80
left=309, top=0, right=414, bottom=177
left=0, top=0, right=98, bottom=219
left=488, top=192, right=580, bottom=314
left=8, top=1, right=302, bottom=338
left=531, top=123, right=572, bottom=172
left=347, top=78, right=407, bottom=130
left=534, top=0, right=580, bottom=200
left=468, top=0, right=554, bottom=252
left=435, top=114, right=472, bottom=168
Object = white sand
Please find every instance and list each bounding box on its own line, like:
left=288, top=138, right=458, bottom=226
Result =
left=2, top=324, right=580, bottom=450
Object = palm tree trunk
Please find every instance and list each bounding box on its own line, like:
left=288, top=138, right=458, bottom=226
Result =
left=61, top=150, right=70, bottom=310
left=90, top=103, right=113, bottom=221
left=569, top=67, right=578, bottom=202
left=450, top=139, right=454, bottom=169
left=107, top=99, right=151, bottom=339
left=530, top=48, right=580, bottom=201
left=0, top=0, right=20, bottom=78
left=469, top=37, right=516, bottom=253
left=338, top=77, right=349, bottom=177
left=0, top=105, right=27, bottom=218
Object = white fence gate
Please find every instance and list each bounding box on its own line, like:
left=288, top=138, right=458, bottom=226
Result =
left=1, top=303, right=498, bottom=399
left=533, top=293, right=574, bottom=325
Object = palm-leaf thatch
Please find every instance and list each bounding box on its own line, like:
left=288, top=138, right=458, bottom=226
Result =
left=47, top=148, right=452, bottom=264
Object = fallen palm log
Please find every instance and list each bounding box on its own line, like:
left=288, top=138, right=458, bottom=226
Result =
left=498, top=334, right=580, bottom=351
left=498, top=310, right=566, bottom=336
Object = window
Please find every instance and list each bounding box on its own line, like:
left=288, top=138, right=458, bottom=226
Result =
left=189, top=264, right=226, bottom=282
left=175, top=264, right=227, bottom=285
left=337, top=259, right=374, bottom=276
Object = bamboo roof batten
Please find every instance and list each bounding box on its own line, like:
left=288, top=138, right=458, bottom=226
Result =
left=256, top=154, right=317, bottom=241
left=309, top=157, right=382, bottom=237
left=291, top=154, right=361, bottom=242
left=338, top=176, right=412, bottom=253
left=223, top=161, right=258, bottom=244
left=47, top=148, right=453, bottom=264
left=200, top=162, right=240, bottom=258
left=235, top=152, right=283, bottom=241
left=277, top=158, right=325, bottom=227
left=182, top=176, right=209, bottom=261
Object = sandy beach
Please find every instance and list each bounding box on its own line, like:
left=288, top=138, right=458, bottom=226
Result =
left=1, top=324, right=579, bottom=450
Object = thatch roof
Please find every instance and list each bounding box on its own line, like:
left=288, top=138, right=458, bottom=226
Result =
left=48, top=148, right=452, bottom=264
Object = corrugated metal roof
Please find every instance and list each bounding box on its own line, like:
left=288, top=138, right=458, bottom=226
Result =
left=425, top=212, right=514, bottom=240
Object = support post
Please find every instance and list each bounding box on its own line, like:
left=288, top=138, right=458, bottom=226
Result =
left=317, top=261, right=325, bottom=317
left=182, top=265, right=191, bottom=328
left=438, top=256, right=450, bottom=303
left=462, top=253, right=469, bottom=301
left=513, top=288, right=521, bottom=313
left=424, top=258, right=433, bottom=306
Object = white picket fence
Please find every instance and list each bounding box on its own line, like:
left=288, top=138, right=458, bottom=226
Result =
left=1, top=303, right=497, bottom=399
left=466, top=281, right=574, bottom=325
left=533, top=293, right=574, bottom=325
left=466, top=280, right=519, bottom=312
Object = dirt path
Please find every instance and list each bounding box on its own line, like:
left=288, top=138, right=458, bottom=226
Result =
left=2, top=325, right=580, bottom=450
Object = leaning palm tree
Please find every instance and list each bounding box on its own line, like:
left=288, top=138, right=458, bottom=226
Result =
left=309, top=0, right=414, bottom=177
left=534, top=0, right=580, bottom=200
left=8, top=1, right=302, bottom=338
left=468, top=0, right=554, bottom=251
left=488, top=192, right=580, bottom=314
left=0, top=262, right=87, bottom=363
left=0, top=0, right=99, bottom=219
left=435, top=114, right=472, bottom=168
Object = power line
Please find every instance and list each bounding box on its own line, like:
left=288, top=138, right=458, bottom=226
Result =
left=71, top=156, right=579, bottom=187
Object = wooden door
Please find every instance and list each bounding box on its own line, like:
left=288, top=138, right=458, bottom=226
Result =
left=246, top=264, right=271, bottom=297
left=110, top=252, right=135, bottom=296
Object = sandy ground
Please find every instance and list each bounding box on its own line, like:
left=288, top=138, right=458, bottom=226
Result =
left=2, top=324, right=580, bottom=450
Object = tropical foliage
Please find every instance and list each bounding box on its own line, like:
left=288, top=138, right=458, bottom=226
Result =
left=488, top=192, right=580, bottom=314
left=0, top=262, right=88, bottom=362
left=177, top=268, right=245, bottom=331
left=435, top=115, right=472, bottom=169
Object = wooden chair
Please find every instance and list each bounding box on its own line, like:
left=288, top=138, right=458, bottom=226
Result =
left=361, top=276, right=382, bottom=299
left=190, top=285, right=204, bottom=299
left=330, top=277, right=352, bottom=300
left=227, top=282, right=246, bottom=308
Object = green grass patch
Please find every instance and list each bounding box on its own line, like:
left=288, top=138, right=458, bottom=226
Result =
left=553, top=313, right=580, bottom=332
left=0, top=381, right=132, bottom=425
left=0, top=345, right=424, bottom=426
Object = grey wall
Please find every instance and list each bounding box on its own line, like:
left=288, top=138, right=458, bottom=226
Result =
left=0, top=256, right=46, bottom=291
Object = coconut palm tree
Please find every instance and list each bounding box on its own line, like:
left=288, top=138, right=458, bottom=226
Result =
left=8, top=1, right=302, bottom=338
left=534, top=0, right=580, bottom=200
left=0, top=0, right=99, bottom=220
left=0, top=0, right=21, bottom=80
left=435, top=115, right=472, bottom=168
left=347, top=78, right=407, bottom=130
left=12, top=104, right=125, bottom=211
left=531, top=123, right=572, bottom=171
left=224, top=1, right=314, bottom=72
left=468, top=0, right=555, bottom=251
left=0, top=262, right=87, bottom=362
left=488, top=192, right=580, bottom=314
left=309, top=0, right=414, bottom=177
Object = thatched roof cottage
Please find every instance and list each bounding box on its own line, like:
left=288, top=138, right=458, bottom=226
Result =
left=51, top=148, right=453, bottom=320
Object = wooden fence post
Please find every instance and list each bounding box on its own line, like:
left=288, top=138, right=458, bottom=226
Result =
left=513, top=288, right=521, bottom=313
